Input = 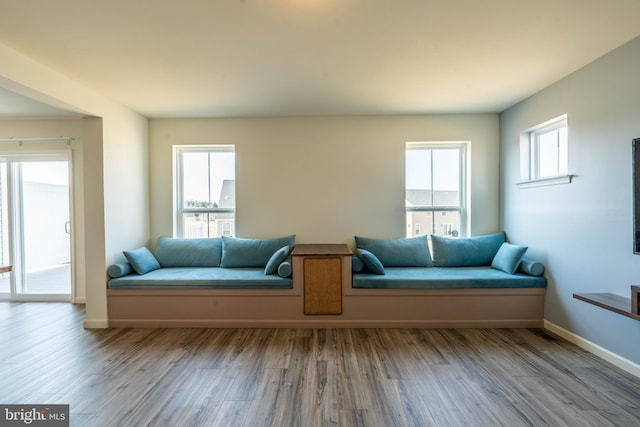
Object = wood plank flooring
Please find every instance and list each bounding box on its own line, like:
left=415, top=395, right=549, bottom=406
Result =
left=0, top=302, right=639, bottom=427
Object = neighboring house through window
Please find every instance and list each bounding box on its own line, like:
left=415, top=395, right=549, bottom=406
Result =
left=174, top=145, right=235, bottom=238
left=405, top=142, right=467, bottom=238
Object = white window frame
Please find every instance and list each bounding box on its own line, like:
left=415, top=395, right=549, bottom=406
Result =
left=518, top=114, right=572, bottom=188
left=405, top=142, right=468, bottom=238
left=174, top=145, right=235, bottom=238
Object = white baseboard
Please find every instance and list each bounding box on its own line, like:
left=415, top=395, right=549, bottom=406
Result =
left=544, top=320, right=640, bottom=379
left=83, top=319, right=109, bottom=329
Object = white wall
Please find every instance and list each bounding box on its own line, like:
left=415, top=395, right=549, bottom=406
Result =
left=0, top=43, right=149, bottom=327
left=150, top=114, right=500, bottom=247
left=500, top=36, right=640, bottom=365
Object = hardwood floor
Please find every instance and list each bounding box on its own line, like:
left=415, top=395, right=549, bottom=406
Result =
left=1, top=302, right=639, bottom=427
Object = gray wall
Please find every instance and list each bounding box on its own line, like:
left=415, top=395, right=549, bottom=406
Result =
left=149, top=114, right=500, bottom=247
left=500, top=36, right=640, bottom=365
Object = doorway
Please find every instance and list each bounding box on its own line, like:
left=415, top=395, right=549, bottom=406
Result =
left=0, top=154, right=72, bottom=301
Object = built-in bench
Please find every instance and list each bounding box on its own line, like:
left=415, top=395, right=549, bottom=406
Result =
left=106, top=233, right=547, bottom=328
left=341, top=233, right=547, bottom=328
left=107, top=235, right=297, bottom=327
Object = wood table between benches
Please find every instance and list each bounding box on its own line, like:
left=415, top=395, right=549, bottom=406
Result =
left=291, top=244, right=352, bottom=315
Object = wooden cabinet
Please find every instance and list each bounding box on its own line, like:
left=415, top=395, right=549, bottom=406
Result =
left=291, top=244, right=352, bottom=315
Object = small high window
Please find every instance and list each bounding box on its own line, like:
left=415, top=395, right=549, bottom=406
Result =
left=519, top=115, right=571, bottom=187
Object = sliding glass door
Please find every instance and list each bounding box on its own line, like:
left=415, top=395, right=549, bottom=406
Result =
left=0, top=154, right=72, bottom=301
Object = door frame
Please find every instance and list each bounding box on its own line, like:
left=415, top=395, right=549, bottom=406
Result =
left=0, top=150, right=74, bottom=302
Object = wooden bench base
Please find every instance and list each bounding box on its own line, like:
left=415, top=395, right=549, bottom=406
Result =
left=107, top=286, right=546, bottom=328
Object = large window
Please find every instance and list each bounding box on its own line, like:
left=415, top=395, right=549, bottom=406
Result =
left=174, top=146, right=235, bottom=238
left=405, top=142, right=467, bottom=238
left=520, top=115, right=569, bottom=184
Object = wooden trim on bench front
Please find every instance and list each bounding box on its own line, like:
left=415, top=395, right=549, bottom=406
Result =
left=107, top=286, right=545, bottom=328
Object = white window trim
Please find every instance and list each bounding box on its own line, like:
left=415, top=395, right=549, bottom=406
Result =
left=405, top=141, right=468, bottom=237
left=516, top=174, right=574, bottom=188
left=173, top=145, right=235, bottom=237
left=519, top=114, right=571, bottom=188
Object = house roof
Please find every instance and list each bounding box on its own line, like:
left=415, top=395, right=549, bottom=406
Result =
left=218, top=180, right=235, bottom=209
left=1, top=1, right=640, bottom=118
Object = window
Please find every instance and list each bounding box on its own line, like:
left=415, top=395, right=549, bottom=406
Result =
left=405, top=142, right=467, bottom=238
left=520, top=115, right=570, bottom=186
left=174, top=146, right=235, bottom=238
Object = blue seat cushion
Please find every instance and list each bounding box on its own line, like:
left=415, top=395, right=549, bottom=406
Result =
left=107, top=267, right=293, bottom=289
left=352, top=266, right=546, bottom=289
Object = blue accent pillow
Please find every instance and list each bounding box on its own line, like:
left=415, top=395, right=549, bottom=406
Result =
left=221, top=235, right=296, bottom=268
left=518, top=258, right=545, bottom=276
left=431, top=232, right=505, bottom=267
left=354, top=235, right=432, bottom=267
left=154, top=237, right=222, bottom=267
left=278, top=258, right=292, bottom=278
left=491, top=242, right=528, bottom=274
left=123, top=247, right=161, bottom=275
left=357, top=248, right=385, bottom=275
left=265, top=245, right=291, bottom=275
left=107, top=262, right=133, bottom=278
left=352, top=255, right=365, bottom=273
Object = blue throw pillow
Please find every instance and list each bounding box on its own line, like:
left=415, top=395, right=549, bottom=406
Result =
left=265, top=245, right=291, bottom=275
left=221, top=235, right=296, bottom=268
left=352, top=255, right=365, bottom=273
left=431, top=232, right=505, bottom=267
left=123, top=247, right=161, bottom=275
left=107, top=262, right=133, bottom=278
left=491, top=242, right=528, bottom=274
left=518, top=258, right=545, bottom=276
left=154, top=237, right=222, bottom=267
left=354, top=235, right=432, bottom=267
left=357, top=248, right=385, bottom=275
left=278, top=259, right=292, bottom=278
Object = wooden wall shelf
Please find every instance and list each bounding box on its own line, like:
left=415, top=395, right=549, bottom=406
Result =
left=574, top=286, right=640, bottom=321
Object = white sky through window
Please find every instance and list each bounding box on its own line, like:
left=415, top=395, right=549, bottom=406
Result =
left=406, top=148, right=459, bottom=191
left=182, top=152, right=235, bottom=205
left=22, top=162, right=68, bottom=186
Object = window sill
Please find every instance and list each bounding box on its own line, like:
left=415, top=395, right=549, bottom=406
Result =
left=516, top=174, right=574, bottom=189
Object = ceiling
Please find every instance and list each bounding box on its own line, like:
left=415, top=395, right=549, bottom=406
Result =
left=0, top=86, right=83, bottom=118
left=1, top=0, right=640, bottom=119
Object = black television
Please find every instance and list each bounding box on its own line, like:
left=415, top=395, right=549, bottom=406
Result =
left=634, top=138, right=640, bottom=253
